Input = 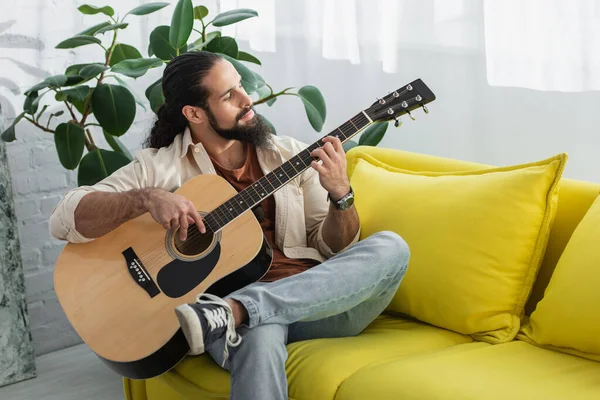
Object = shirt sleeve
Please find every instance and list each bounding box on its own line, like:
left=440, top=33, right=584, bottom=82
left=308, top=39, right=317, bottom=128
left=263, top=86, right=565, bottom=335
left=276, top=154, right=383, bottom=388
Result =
left=49, top=154, right=149, bottom=243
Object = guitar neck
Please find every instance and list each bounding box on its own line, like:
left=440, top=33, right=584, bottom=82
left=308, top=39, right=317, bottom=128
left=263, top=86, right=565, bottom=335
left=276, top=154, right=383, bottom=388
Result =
left=202, top=111, right=373, bottom=233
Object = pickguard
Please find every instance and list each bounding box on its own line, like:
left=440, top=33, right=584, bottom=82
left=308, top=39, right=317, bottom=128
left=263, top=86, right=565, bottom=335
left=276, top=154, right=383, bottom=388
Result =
left=156, top=242, right=221, bottom=298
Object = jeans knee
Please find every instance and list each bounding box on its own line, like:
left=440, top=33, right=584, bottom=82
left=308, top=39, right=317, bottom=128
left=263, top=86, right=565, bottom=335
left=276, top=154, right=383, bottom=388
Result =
left=237, top=324, right=288, bottom=360
left=371, top=231, right=410, bottom=276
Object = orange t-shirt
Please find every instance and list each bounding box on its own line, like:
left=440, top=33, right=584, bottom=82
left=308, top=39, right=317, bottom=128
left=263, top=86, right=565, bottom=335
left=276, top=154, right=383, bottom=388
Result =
left=210, top=144, right=320, bottom=282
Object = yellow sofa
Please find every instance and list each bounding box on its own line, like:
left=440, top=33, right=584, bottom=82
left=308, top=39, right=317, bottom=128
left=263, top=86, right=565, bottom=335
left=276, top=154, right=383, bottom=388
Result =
left=124, top=146, right=600, bottom=400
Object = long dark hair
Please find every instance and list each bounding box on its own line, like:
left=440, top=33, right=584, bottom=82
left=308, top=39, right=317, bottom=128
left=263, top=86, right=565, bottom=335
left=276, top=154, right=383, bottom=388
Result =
left=144, top=51, right=223, bottom=149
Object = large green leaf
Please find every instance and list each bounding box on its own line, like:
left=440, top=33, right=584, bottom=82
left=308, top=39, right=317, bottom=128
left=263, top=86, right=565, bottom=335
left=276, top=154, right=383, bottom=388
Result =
left=54, top=122, right=85, bottom=170
left=25, top=75, right=68, bottom=94
left=79, top=63, right=109, bottom=78
left=64, top=76, right=86, bottom=86
left=65, top=64, right=87, bottom=76
left=253, top=70, right=265, bottom=88
left=23, top=91, right=39, bottom=115
left=237, top=51, right=261, bottom=65
left=56, top=35, right=102, bottom=49
left=24, top=90, right=52, bottom=115
left=63, top=64, right=92, bottom=86
left=169, top=0, right=194, bottom=49
left=297, top=86, right=326, bottom=132
left=342, top=140, right=358, bottom=153
left=111, top=58, right=163, bottom=78
left=188, top=31, right=221, bottom=52
left=78, top=4, right=115, bottom=17
left=113, top=75, right=147, bottom=111
left=77, top=149, right=131, bottom=186
left=220, top=54, right=259, bottom=94
left=95, top=23, right=129, bottom=35
left=148, top=83, right=165, bottom=113
left=206, top=36, right=238, bottom=58
left=126, top=2, right=169, bottom=17
left=193, top=6, right=209, bottom=20
left=109, top=44, right=142, bottom=67
left=211, top=8, right=258, bottom=27
left=103, top=130, right=133, bottom=160
left=150, top=26, right=178, bottom=60
left=46, top=75, right=69, bottom=88
left=358, top=122, right=388, bottom=146
left=78, top=21, right=112, bottom=36
left=145, top=78, right=162, bottom=101
left=55, top=86, right=91, bottom=102
left=1, top=112, right=25, bottom=142
left=91, top=84, right=136, bottom=136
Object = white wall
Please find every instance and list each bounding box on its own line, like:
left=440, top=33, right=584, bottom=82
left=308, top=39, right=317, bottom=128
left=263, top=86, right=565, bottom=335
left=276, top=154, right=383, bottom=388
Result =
left=2, top=0, right=600, bottom=355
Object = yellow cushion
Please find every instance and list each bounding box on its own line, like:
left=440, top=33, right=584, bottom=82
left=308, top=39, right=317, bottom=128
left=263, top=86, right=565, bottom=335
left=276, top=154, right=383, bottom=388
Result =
left=137, top=315, right=471, bottom=400
left=519, top=194, right=600, bottom=361
left=336, top=340, right=600, bottom=400
left=346, top=149, right=567, bottom=343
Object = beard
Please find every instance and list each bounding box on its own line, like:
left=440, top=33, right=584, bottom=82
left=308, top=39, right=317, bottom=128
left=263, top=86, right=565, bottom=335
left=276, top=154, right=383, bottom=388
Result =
left=205, top=106, right=273, bottom=148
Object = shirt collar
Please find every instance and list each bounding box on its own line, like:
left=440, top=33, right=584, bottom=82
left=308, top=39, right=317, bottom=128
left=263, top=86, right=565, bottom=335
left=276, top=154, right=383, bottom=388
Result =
left=180, top=126, right=202, bottom=158
left=180, top=125, right=280, bottom=159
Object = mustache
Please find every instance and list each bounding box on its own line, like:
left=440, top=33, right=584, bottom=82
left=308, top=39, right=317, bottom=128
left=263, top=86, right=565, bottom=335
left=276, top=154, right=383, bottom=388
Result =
left=237, top=107, right=254, bottom=121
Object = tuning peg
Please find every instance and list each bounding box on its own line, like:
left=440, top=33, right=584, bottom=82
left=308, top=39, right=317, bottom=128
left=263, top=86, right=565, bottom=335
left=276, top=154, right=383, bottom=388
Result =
left=377, top=97, right=385, bottom=104
left=394, top=117, right=402, bottom=128
left=422, top=105, right=429, bottom=114
left=407, top=111, right=416, bottom=121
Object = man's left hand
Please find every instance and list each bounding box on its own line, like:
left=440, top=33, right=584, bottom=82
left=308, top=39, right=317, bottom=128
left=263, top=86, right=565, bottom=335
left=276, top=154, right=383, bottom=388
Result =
left=309, top=136, right=351, bottom=201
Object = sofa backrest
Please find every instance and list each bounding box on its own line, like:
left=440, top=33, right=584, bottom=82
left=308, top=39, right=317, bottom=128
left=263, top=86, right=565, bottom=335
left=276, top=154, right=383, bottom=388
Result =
left=347, top=146, right=600, bottom=315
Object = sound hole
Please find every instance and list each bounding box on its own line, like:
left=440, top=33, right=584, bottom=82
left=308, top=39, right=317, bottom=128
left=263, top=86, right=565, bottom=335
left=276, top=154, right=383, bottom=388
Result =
left=173, top=225, right=214, bottom=256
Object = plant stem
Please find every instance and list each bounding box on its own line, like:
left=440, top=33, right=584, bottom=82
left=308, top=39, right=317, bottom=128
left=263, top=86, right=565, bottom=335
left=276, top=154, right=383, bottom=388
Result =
left=64, top=101, right=77, bottom=120
left=85, top=128, right=97, bottom=148
left=24, top=116, right=55, bottom=133
left=84, top=123, right=102, bottom=128
left=254, top=91, right=295, bottom=106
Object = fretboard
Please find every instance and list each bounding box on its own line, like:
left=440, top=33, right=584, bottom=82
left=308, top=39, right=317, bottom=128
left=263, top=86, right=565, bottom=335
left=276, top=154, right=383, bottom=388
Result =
left=202, top=111, right=372, bottom=233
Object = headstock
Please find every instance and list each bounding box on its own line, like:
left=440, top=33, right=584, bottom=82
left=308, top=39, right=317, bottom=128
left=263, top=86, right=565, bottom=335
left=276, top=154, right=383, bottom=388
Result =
left=365, top=79, right=435, bottom=127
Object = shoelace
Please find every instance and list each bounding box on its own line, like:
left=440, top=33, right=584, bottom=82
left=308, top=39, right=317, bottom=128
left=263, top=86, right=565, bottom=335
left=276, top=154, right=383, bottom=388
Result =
left=195, top=293, right=242, bottom=367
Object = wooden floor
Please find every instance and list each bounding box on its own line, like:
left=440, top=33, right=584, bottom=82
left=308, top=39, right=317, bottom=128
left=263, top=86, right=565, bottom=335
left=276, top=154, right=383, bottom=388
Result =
left=0, top=344, right=124, bottom=400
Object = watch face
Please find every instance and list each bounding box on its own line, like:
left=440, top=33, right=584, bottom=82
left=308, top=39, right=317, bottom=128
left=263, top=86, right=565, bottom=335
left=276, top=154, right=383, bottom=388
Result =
left=339, top=196, right=355, bottom=210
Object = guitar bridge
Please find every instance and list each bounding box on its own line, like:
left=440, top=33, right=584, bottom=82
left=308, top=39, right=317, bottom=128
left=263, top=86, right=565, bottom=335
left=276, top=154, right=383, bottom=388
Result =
left=122, top=248, right=160, bottom=298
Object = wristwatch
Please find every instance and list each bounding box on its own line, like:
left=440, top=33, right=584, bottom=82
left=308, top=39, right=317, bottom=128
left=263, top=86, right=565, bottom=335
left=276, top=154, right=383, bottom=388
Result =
left=328, top=187, right=355, bottom=210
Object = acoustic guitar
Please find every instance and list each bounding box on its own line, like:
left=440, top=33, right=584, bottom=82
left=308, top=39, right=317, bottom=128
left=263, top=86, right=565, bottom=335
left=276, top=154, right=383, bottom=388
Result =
left=54, top=79, right=435, bottom=379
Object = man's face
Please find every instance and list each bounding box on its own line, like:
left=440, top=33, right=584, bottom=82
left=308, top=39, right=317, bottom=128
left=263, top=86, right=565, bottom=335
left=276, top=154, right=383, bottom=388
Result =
left=202, top=59, right=271, bottom=147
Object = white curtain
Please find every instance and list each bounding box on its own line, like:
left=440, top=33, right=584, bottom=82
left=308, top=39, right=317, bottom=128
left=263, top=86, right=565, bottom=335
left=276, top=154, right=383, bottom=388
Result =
left=219, top=0, right=481, bottom=73
left=484, top=0, right=600, bottom=92
left=221, top=0, right=600, bottom=92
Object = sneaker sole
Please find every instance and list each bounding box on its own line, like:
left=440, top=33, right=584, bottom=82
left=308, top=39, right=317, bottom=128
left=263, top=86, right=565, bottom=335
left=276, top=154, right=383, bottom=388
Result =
left=174, top=304, right=206, bottom=356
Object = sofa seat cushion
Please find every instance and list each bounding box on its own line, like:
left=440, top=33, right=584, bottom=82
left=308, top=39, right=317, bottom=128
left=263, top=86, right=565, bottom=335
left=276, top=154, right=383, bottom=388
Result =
left=337, top=340, right=600, bottom=400
left=150, top=315, right=471, bottom=400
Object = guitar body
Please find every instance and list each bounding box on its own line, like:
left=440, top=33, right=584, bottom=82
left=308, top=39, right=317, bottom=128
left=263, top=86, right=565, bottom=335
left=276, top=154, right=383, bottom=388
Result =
left=54, top=174, right=272, bottom=379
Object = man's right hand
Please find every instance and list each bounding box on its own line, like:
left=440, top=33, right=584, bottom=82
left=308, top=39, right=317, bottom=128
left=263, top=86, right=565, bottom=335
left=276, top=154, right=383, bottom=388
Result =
left=146, top=189, right=206, bottom=241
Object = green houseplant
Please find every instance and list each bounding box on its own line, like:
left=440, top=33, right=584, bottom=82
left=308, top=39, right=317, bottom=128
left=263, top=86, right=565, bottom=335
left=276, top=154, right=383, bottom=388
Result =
left=1, top=1, right=388, bottom=186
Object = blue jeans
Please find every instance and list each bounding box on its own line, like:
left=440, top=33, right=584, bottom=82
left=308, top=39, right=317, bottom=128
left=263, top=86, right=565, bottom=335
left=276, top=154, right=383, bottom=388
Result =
left=207, top=231, right=410, bottom=400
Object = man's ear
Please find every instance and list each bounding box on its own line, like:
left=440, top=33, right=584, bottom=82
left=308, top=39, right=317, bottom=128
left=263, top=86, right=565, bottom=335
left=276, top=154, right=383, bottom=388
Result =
left=182, top=105, right=207, bottom=125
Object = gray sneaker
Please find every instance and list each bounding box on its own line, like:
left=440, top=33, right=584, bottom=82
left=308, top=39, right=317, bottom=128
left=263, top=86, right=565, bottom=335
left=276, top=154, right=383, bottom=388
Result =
left=175, top=293, right=242, bottom=366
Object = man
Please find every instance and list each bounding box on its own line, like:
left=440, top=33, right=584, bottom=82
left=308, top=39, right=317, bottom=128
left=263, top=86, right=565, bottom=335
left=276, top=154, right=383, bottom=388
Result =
left=50, top=52, right=409, bottom=400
